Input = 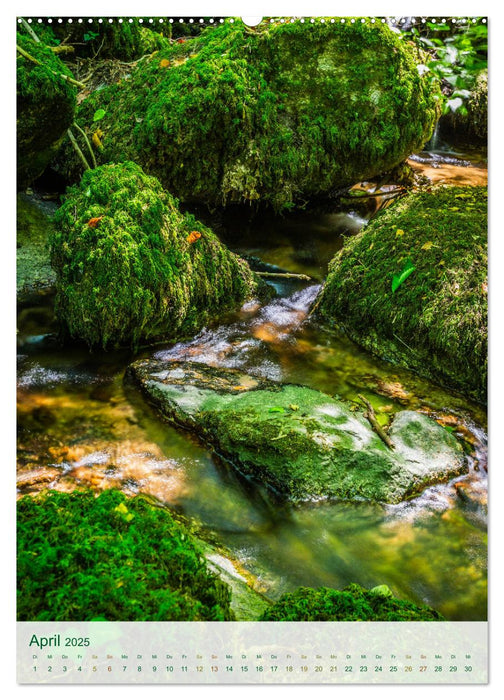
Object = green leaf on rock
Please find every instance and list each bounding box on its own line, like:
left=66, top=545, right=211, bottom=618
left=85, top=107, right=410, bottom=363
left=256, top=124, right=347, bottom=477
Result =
left=93, top=108, right=106, bottom=122
left=392, top=258, right=416, bottom=292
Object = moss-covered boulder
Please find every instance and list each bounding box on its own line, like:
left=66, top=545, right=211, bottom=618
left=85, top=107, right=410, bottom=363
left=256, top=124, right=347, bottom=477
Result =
left=50, top=162, right=263, bottom=349
left=17, top=195, right=56, bottom=303
left=315, top=186, right=487, bottom=403
left=259, top=584, right=444, bottom=621
left=17, top=34, right=77, bottom=189
left=58, top=19, right=438, bottom=210
left=127, top=360, right=466, bottom=504
left=17, top=489, right=234, bottom=621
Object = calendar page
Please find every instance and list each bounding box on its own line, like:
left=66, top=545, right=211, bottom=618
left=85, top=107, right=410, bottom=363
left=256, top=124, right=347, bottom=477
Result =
left=16, top=12, right=488, bottom=685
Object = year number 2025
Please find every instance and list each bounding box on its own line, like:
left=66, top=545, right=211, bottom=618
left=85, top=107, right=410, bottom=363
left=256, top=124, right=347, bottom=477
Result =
left=64, top=638, right=90, bottom=647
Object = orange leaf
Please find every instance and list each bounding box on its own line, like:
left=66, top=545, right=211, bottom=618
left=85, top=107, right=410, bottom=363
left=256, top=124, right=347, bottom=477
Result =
left=88, top=216, right=104, bottom=228
left=160, top=58, right=170, bottom=68
left=186, top=231, right=202, bottom=244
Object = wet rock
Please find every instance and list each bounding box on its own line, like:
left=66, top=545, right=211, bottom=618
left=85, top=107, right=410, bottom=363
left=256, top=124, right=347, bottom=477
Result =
left=127, top=360, right=466, bottom=504
left=17, top=466, right=60, bottom=492
left=17, top=195, right=57, bottom=304
left=204, top=551, right=270, bottom=621
left=17, top=34, right=76, bottom=189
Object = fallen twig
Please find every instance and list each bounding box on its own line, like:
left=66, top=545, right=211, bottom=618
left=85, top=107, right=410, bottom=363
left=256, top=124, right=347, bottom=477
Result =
left=72, top=122, right=97, bottom=168
left=357, top=394, right=395, bottom=450
left=256, top=271, right=312, bottom=281
left=67, top=128, right=91, bottom=171
left=342, top=187, right=407, bottom=200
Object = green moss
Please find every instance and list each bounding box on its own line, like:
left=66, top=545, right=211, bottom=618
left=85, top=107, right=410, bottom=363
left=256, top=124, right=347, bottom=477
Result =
left=17, top=33, right=77, bottom=188
left=58, top=19, right=439, bottom=210
left=259, top=584, right=445, bottom=621
left=17, top=489, right=234, bottom=621
left=50, top=162, right=262, bottom=349
left=316, top=186, right=487, bottom=403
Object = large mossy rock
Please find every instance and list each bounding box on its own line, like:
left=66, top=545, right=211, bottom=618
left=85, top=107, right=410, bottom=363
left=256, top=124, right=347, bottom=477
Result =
left=59, top=19, right=438, bottom=210
left=50, top=162, right=263, bottom=349
left=17, top=195, right=56, bottom=303
left=127, top=360, right=466, bottom=504
left=17, top=489, right=234, bottom=621
left=314, top=186, right=487, bottom=403
left=259, top=584, right=444, bottom=621
left=17, top=34, right=77, bottom=189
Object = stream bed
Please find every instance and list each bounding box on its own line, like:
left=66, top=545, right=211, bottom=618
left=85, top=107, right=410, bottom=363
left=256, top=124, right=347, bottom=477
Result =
left=17, top=150, right=488, bottom=622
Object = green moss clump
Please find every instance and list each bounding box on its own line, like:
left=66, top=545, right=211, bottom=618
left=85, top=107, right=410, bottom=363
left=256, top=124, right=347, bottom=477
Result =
left=315, top=186, right=487, bottom=403
left=259, top=584, right=444, bottom=621
left=467, top=71, right=488, bottom=141
left=17, top=489, right=234, bottom=621
left=50, top=162, right=261, bottom=349
left=59, top=19, right=439, bottom=211
left=17, top=33, right=77, bottom=188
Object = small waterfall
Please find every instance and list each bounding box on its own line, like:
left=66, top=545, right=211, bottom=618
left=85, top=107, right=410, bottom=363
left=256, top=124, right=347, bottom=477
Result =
left=426, top=120, right=441, bottom=152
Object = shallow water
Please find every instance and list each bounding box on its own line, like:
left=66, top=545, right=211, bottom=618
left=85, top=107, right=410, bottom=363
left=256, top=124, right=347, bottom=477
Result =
left=17, top=184, right=487, bottom=621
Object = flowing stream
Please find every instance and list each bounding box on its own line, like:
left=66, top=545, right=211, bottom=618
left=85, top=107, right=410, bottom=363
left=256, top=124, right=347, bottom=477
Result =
left=17, top=159, right=488, bottom=621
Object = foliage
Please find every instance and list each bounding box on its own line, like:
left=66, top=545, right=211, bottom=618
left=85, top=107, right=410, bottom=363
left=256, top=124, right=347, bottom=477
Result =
left=17, top=20, right=169, bottom=61
left=400, top=20, right=487, bottom=116
left=17, top=489, right=234, bottom=621
left=316, top=186, right=487, bottom=403
left=50, top=162, right=261, bottom=349
left=259, top=584, right=445, bottom=621
left=56, top=19, right=439, bottom=211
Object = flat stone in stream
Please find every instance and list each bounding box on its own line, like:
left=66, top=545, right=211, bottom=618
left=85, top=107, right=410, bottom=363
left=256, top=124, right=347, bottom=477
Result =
left=127, top=361, right=466, bottom=504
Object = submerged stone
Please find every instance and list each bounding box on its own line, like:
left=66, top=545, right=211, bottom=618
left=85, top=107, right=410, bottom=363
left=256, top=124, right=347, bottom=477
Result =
left=58, top=19, right=438, bottom=211
left=50, top=162, right=265, bottom=350
left=314, top=186, right=487, bottom=404
left=127, top=360, right=466, bottom=504
left=17, top=34, right=76, bottom=189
